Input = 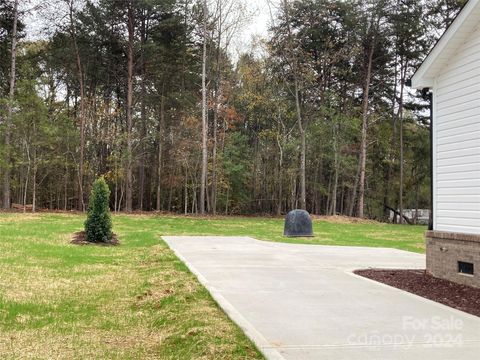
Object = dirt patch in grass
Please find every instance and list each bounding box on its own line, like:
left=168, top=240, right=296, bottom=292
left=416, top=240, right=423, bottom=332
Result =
left=355, top=269, right=480, bottom=318
left=0, top=214, right=41, bottom=223
left=313, top=215, right=380, bottom=224
left=71, top=231, right=120, bottom=246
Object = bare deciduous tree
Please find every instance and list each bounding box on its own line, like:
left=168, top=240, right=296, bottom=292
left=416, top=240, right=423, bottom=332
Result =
left=3, top=0, right=19, bottom=209
left=125, top=0, right=135, bottom=212
left=67, top=0, right=86, bottom=211
left=200, top=0, right=208, bottom=214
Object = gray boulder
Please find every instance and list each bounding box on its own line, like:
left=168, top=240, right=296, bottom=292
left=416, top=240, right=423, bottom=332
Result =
left=284, top=209, right=314, bottom=237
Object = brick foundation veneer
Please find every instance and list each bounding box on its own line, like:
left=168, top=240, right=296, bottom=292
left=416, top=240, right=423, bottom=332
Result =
left=426, top=230, right=480, bottom=288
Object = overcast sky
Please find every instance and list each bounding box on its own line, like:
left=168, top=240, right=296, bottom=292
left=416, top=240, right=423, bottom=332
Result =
left=25, top=0, right=276, bottom=58
left=240, top=0, right=273, bottom=45
left=229, top=0, right=281, bottom=61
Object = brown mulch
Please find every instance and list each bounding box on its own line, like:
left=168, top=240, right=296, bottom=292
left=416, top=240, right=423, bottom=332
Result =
left=71, top=231, right=120, bottom=246
left=355, top=269, right=480, bottom=318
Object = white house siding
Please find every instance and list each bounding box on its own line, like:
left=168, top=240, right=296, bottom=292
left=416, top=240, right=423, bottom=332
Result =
left=434, top=25, right=480, bottom=234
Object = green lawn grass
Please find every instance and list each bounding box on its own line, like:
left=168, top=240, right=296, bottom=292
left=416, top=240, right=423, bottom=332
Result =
left=0, top=213, right=426, bottom=359
left=0, top=213, right=263, bottom=359
left=153, top=215, right=426, bottom=253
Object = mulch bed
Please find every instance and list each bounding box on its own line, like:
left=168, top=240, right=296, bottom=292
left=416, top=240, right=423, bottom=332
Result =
left=71, top=231, right=120, bottom=246
left=355, top=269, right=480, bottom=318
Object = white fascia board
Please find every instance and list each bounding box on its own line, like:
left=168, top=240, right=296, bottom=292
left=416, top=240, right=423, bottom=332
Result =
left=411, top=0, right=479, bottom=90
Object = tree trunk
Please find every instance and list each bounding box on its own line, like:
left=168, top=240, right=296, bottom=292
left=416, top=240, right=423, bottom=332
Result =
left=211, top=103, right=218, bottom=214
left=291, top=173, right=297, bottom=210
left=32, top=120, right=37, bottom=212
left=384, top=51, right=399, bottom=220
left=138, top=11, right=147, bottom=211
left=331, top=122, right=339, bottom=215
left=68, top=0, right=86, bottom=211
left=200, top=0, right=208, bottom=215
left=276, top=136, right=284, bottom=216
left=114, top=151, right=118, bottom=212
left=296, top=79, right=306, bottom=210
left=415, top=178, right=420, bottom=225
left=398, top=60, right=407, bottom=224
left=32, top=162, right=37, bottom=213
left=156, top=87, right=165, bottom=211
left=23, top=140, right=31, bottom=213
left=3, top=0, right=18, bottom=209
left=225, top=186, right=229, bottom=215
left=357, top=33, right=375, bottom=219
left=64, top=161, right=68, bottom=211
left=252, top=134, right=258, bottom=212
left=348, top=154, right=361, bottom=217
left=282, top=0, right=306, bottom=210
left=184, top=165, right=188, bottom=214
left=384, top=204, right=413, bottom=225
left=211, top=2, right=222, bottom=215
left=125, top=2, right=135, bottom=212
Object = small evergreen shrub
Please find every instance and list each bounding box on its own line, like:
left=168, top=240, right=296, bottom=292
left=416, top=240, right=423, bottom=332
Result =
left=84, top=177, right=113, bottom=242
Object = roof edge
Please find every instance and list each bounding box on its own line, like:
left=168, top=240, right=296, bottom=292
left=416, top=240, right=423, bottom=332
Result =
left=411, top=0, right=477, bottom=89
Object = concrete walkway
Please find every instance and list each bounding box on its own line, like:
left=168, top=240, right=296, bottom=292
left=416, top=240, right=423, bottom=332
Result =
left=163, top=236, right=480, bottom=360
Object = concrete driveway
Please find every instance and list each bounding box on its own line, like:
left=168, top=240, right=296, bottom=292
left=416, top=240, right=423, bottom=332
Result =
left=163, top=236, right=480, bottom=360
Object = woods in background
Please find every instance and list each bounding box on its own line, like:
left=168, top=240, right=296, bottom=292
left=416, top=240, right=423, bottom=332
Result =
left=0, top=0, right=467, bottom=219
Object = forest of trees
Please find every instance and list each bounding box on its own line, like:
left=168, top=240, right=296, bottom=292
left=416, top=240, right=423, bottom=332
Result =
left=0, top=0, right=467, bottom=220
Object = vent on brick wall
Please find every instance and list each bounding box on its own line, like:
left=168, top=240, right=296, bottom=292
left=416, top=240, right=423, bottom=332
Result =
left=458, top=261, right=474, bottom=275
